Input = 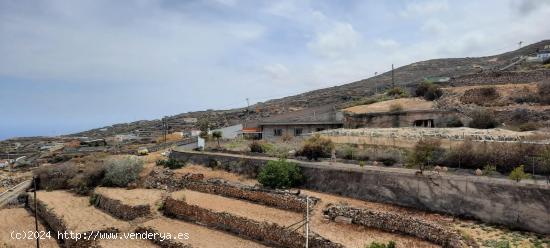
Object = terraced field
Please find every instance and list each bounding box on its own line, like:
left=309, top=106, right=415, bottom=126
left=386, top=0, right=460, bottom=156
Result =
left=0, top=208, right=60, bottom=248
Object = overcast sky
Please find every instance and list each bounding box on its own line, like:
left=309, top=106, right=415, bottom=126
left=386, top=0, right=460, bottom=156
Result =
left=1, top=0, right=549, bottom=140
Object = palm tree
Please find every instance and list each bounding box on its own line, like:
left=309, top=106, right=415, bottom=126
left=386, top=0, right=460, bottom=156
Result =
left=212, top=131, right=222, bottom=147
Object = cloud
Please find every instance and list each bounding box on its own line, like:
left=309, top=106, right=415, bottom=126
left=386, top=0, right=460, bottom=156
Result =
left=399, top=0, right=449, bottom=18
left=421, top=19, right=448, bottom=34
left=263, top=63, right=290, bottom=80
left=375, top=39, right=400, bottom=49
left=307, top=22, right=360, bottom=59
left=511, top=0, right=550, bottom=16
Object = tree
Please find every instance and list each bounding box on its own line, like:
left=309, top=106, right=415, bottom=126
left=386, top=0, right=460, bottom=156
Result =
left=508, top=165, right=529, bottom=182
left=212, top=131, right=222, bottom=147
left=468, top=109, right=498, bottom=129
left=407, top=139, right=443, bottom=174
left=257, top=159, right=303, bottom=189
left=197, top=118, right=210, bottom=140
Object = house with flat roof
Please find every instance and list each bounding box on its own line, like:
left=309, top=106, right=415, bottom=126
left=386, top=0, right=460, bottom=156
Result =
left=343, top=98, right=462, bottom=128
left=258, top=105, right=343, bottom=140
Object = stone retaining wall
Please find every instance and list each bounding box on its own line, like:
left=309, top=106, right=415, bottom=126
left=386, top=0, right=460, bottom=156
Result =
left=163, top=196, right=343, bottom=248
left=324, top=204, right=464, bottom=248
left=450, top=69, right=550, bottom=86
left=145, top=167, right=317, bottom=212
left=170, top=151, right=550, bottom=234
left=28, top=195, right=101, bottom=247
left=91, top=193, right=151, bottom=220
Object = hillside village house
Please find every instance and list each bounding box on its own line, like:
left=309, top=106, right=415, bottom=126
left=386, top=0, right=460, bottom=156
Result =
left=257, top=106, right=343, bottom=140
left=343, top=98, right=461, bottom=128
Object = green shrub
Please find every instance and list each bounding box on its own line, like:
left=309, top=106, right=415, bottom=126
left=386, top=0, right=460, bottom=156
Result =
left=379, top=157, right=397, bottom=166
left=468, top=109, right=498, bottom=129
left=366, top=241, right=396, bottom=248
left=156, top=159, right=186, bottom=169
left=300, top=134, right=335, bottom=160
left=482, top=164, right=497, bottom=176
left=102, top=156, right=144, bottom=187
left=257, top=159, right=303, bottom=189
left=509, top=165, right=528, bottom=182
left=444, top=116, right=463, bottom=127
left=386, top=87, right=407, bottom=97
left=415, top=82, right=443, bottom=101
left=249, top=141, right=264, bottom=153
left=89, top=194, right=99, bottom=206
left=407, top=139, right=443, bottom=174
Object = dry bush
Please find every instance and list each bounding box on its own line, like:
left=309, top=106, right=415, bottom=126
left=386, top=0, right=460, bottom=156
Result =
left=102, top=156, right=144, bottom=187
left=468, top=109, right=498, bottom=129
left=415, top=82, right=443, bottom=101
left=299, top=134, right=334, bottom=160
left=68, top=162, right=106, bottom=195
left=537, top=79, right=550, bottom=104
left=461, top=86, right=499, bottom=105
left=33, top=163, right=78, bottom=190
left=389, top=103, right=403, bottom=112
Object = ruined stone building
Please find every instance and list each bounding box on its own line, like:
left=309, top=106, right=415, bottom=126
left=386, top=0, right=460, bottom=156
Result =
left=343, top=98, right=460, bottom=128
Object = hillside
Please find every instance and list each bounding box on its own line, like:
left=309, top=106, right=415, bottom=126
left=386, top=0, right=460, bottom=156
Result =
left=73, top=40, right=550, bottom=138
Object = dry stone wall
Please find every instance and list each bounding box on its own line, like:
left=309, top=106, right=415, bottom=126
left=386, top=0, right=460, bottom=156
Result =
left=91, top=193, right=151, bottom=220
left=145, top=167, right=317, bottom=212
left=324, top=204, right=464, bottom=248
left=163, top=197, right=343, bottom=248
left=450, top=69, right=550, bottom=86
left=170, top=151, right=550, bottom=234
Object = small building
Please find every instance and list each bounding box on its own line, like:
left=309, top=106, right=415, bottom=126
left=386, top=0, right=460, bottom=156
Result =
left=343, top=98, right=461, bottom=128
left=211, top=124, right=243, bottom=139
left=80, top=138, right=107, bottom=147
left=258, top=106, right=343, bottom=140
left=183, top=117, right=198, bottom=124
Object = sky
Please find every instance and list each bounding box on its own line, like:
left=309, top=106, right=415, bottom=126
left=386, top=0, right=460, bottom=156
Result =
left=1, top=0, right=549, bottom=140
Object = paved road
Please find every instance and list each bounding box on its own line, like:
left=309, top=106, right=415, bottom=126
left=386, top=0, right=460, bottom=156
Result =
left=0, top=180, right=31, bottom=208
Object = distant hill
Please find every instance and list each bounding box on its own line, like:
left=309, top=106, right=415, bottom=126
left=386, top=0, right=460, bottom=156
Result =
left=73, top=40, right=550, bottom=138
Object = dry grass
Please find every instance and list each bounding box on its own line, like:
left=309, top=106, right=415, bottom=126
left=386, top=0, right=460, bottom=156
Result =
left=94, top=187, right=164, bottom=207
left=35, top=191, right=130, bottom=233
left=0, top=208, right=60, bottom=248
left=141, top=217, right=267, bottom=248
left=173, top=164, right=257, bottom=186
left=453, top=221, right=550, bottom=248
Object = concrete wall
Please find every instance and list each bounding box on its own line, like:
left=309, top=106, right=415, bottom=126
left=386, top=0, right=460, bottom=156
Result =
left=262, top=124, right=342, bottom=140
left=344, top=111, right=460, bottom=128
left=170, top=151, right=550, bottom=234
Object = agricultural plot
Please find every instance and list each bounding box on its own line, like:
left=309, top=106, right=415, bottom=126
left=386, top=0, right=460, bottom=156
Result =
left=171, top=190, right=302, bottom=227
left=35, top=191, right=131, bottom=233
left=0, top=208, right=60, bottom=248
left=141, top=217, right=267, bottom=248
left=94, top=187, right=164, bottom=207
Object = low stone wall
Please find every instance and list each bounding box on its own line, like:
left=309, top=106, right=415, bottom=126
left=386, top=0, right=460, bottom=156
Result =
left=145, top=167, right=317, bottom=212
left=324, top=204, right=463, bottom=248
left=450, top=69, right=550, bottom=86
left=164, top=197, right=343, bottom=248
left=91, top=193, right=151, bottom=220
left=170, top=151, right=550, bottom=234
left=135, top=226, right=191, bottom=248
left=28, top=195, right=104, bottom=247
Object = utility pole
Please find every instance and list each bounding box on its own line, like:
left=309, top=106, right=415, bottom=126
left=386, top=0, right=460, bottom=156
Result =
left=33, top=176, right=40, bottom=248
left=245, top=98, right=250, bottom=128
left=305, top=196, right=309, bottom=248
left=162, top=117, right=167, bottom=143
left=391, top=64, right=395, bottom=89
left=518, top=41, right=523, bottom=49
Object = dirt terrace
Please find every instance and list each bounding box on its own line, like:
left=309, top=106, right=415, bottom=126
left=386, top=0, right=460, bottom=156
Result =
left=97, top=238, right=158, bottom=248
left=174, top=164, right=257, bottom=186
left=95, top=187, right=164, bottom=207
left=141, top=217, right=267, bottom=248
left=36, top=191, right=130, bottom=233
left=0, top=208, right=60, bottom=248
left=171, top=190, right=302, bottom=227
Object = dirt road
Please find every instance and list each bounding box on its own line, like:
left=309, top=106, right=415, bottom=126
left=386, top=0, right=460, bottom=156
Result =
left=0, top=180, right=30, bottom=208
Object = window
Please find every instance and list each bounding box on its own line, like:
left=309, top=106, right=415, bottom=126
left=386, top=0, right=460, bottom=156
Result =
left=294, top=128, right=303, bottom=136
left=274, top=129, right=282, bottom=136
